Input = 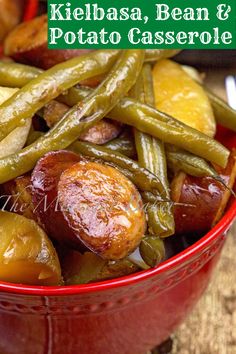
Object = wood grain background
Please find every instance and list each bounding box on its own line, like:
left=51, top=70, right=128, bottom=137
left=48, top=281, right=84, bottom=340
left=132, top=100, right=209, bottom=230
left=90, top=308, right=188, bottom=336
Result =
left=172, top=223, right=236, bottom=354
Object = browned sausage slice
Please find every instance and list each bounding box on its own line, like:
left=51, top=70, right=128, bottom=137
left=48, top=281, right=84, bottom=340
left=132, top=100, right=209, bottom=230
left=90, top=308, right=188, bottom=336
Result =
left=4, top=15, right=93, bottom=69
left=31, top=150, right=83, bottom=247
left=171, top=150, right=236, bottom=235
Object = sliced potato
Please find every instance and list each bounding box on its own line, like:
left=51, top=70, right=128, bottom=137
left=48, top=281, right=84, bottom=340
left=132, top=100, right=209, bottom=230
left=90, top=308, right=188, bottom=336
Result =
left=0, top=211, right=61, bottom=285
left=153, top=59, right=216, bottom=137
left=0, top=86, right=31, bottom=157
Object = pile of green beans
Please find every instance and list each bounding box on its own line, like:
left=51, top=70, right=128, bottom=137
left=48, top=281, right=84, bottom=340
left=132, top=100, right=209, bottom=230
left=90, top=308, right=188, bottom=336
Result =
left=0, top=49, right=179, bottom=88
left=0, top=49, right=233, bottom=261
left=0, top=50, right=144, bottom=183
left=58, top=86, right=229, bottom=167
left=0, top=50, right=120, bottom=140
left=0, top=47, right=234, bottom=272
left=104, top=136, right=219, bottom=179
left=110, top=99, right=229, bottom=167
left=0, top=59, right=229, bottom=167
left=59, top=86, right=229, bottom=167
left=165, top=145, right=218, bottom=178
left=131, top=64, right=175, bottom=238
left=104, top=130, right=136, bottom=158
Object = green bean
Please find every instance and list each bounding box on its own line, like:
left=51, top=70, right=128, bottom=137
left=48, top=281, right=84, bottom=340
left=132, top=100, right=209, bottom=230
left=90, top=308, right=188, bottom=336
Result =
left=104, top=131, right=135, bottom=158
left=105, top=138, right=134, bottom=157
left=166, top=145, right=233, bottom=194
left=145, top=49, right=181, bottom=62
left=0, top=50, right=144, bottom=184
left=132, top=65, right=165, bottom=181
left=0, top=50, right=179, bottom=89
left=0, top=61, right=90, bottom=106
left=96, top=258, right=140, bottom=281
left=61, top=87, right=227, bottom=177
left=205, top=87, right=236, bottom=132
left=166, top=145, right=217, bottom=178
left=58, top=86, right=90, bottom=106
left=136, top=134, right=167, bottom=186
left=57, top=87, right=229, bottom=168
left=132, top=64, right=174, bottom=237
left=137, top=135, right=174, bottom=236
left=70, top=141, right=164, bottom=195
left=65, top=253, right=140, bottom=284
left=141, top=191, right=174, bottom=204
left=64, top=252, right=106, bottom=285
left=26, top=130, right=44, bottom=146
left=109, top=98, right=229, bottom=168
left=1, top=62, right=229, bottom=167
left=139, top=236, right=165, bottom=267
left=0, top=50, right=120, bottom=141
left=0, top=62, right=42, bottom=87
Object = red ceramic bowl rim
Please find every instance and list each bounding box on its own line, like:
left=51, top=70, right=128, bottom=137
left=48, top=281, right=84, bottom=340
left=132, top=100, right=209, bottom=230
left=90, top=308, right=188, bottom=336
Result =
left=0, top=177, right=235, bottom=296
left=0, top=0, right=235, bottom=296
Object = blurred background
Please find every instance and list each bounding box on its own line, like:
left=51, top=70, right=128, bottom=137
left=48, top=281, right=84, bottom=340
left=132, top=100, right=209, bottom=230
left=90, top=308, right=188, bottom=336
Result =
left=176, top=50, right=236, bottom=69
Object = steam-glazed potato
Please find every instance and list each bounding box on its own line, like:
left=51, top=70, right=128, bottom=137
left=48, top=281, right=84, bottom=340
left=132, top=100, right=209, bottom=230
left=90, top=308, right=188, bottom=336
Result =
left=4, top=15, right=92, bottom=69
left=58, top=161, right=146, bottom=260
left=31, top=150, right=82, bottom=247
left=172, top=150, right=236, bottom=235
left=153, top=59, right=216, bottom=137
left=0, top=211, right=61, bottom=285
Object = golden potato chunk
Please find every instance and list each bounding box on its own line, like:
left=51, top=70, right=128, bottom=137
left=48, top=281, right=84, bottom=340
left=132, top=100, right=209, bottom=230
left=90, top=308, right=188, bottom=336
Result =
left=0, top=211, right=61, bottom=285
left=153, top=59, right=216, bottom=137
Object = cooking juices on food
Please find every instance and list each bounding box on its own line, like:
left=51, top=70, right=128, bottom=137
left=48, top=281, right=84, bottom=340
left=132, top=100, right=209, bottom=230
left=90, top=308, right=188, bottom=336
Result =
left=0, top=15, right=235, bottom=286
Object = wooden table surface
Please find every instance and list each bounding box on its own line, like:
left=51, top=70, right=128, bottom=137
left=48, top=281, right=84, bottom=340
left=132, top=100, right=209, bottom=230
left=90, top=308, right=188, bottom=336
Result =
left=171, top=224, right=236, bottom=354
left=170, top=68, right=236, bottom=354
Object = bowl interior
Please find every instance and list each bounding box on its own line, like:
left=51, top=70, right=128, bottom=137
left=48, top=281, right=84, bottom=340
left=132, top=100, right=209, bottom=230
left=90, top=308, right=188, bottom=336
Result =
left=0, top=127, right=235, bottom=295
left=0, top=3, right=235, bottom=294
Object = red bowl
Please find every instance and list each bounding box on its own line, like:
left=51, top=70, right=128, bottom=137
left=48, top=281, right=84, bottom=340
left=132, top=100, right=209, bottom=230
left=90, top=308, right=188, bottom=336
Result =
left=0, top=132, right=235, bottom=354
